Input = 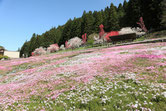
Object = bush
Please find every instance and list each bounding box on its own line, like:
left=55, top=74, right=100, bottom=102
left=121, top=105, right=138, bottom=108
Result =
left=0, top=55, right=9, bottom=60
left=87, top=33, right=99, bottom=45
left=86, top=39, right=94, bottom=45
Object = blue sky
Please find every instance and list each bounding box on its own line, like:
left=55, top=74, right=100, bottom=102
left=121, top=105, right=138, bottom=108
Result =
left=0, top=0, right=125, bottom=51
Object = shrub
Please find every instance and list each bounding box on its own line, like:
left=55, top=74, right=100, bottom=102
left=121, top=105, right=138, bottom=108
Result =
left=47, top=44, right=59, bottom=53
left=0, top=55, right=9, bottom=60
left=87, top=39, right=94, bottom=45
left=87, top=33, right=98, bottom=45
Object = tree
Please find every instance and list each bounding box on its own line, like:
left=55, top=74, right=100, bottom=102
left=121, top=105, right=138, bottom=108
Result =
left=20, top=41, right=30, bottom=58
left=140, top=0, right=163, bottom=30
left=117, top=3, right=125, bottom=28
left=103, top=6, right=110, bottom=32
left=123, top=0, right=128, bottom=12
left=28, top=33, right=37, bottom=56
left=59, top=19, right=73, bottom=45
left=161, top=0, right=166, bottom=29
left=93, top=11, right=103, bottom=33
left=35, top=35, right=42, bottom=49
left=54, top=26, right=64, bottom=44
left=125, top=0, right=141, bottom=27
left=71, top=18, right=82, bottom=38
left=41, top=32, right=54, bottom=48
left=121, top=0, right=129, bottom=27
left=107, top=3, right=120, bottom=31
left=81, top=11, right=95, bottom=35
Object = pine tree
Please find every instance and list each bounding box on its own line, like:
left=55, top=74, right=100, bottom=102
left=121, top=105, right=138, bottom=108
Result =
left=107, top=3, right=119, bottom=31
left=122, top=0, right=129, bottom=27
left=20, top=41, right=30, bottom=57
left=161, top=0, right=166, bottom=29
left=125, top=0, right=141, bottom=27
left=93, top=11, right=103, bottom=33
left=55, top=26, right=63, bottom=44
left=117, top=3, right=125, bottom=28
left=103, top=6, right=110, bottom=32
left=140, top=0, right=163, bottom=29
left=28, top=33, right=37, bottom=56
left=71, top=18, right=82, bottom=38
left=81, top=11, right=95, bottom=35
left=123, top=0, right=128, bottom=12
left=59, top=19, right=73, bottom=45
left=35, top=35, right=42, bottom=49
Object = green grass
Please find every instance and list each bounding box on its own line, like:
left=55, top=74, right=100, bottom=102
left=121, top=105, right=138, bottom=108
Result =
left=134, top=36, right=145, bottom=42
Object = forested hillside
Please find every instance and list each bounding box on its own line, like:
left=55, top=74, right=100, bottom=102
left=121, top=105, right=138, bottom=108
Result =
left=20, top=0, right=164, bottom=57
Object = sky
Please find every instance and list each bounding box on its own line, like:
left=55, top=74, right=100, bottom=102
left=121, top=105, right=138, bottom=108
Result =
left=0, top=0, right=125, bottom=51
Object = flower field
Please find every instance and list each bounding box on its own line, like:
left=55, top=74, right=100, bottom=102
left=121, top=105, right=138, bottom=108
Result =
left=0, top=43, right=166, bottom=111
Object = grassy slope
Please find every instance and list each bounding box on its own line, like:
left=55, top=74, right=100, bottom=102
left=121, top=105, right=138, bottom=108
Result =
left=0, top=42, right=166, bottom=111
left=134, top=30, right=166, bottom=42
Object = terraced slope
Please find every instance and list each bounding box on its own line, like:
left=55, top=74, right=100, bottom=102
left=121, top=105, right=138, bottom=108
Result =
left=0, top=43, right=166, bottom=110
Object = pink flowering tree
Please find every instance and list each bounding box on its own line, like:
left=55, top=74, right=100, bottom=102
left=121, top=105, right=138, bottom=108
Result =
left=32, top=47, right=46, bottom=56
left=99, top=24, right=105, bottom=38
left=31, top=52, right=34, bottom=56
left=137, top=17, right=148, bottom=32
left=47, top=44, right=60, bottom=53
left=82, top=33, right=87, bottom=44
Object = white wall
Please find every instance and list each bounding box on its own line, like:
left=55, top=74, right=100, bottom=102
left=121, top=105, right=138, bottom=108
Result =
left=4, top=51, right=20, bottom=58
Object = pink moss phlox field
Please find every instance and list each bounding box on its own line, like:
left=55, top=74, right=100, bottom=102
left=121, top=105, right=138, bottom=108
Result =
left=0, top=42, right=166, bottom=107
left=136, top=54, right=164, bottom=59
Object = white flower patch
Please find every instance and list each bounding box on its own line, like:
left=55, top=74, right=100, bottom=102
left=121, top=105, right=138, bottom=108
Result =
left=62, top=53, right=102, bottom=66
left=161, top=91, right=166, bottom=98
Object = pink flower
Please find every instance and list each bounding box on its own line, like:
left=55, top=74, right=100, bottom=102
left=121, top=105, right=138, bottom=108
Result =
left=146, top=66, right=155, bottom=71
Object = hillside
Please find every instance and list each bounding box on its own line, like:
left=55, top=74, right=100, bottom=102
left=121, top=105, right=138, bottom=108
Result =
left=0, top=42, right=166, bottom=110
left=20, top=0, right=164, bottom=57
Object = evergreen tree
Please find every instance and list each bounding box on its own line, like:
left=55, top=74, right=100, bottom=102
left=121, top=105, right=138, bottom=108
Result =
left=125, top=0, right=141, bottom=27
left=55, top=26, right=64, bottom=44
left=103, top=6, right=110, bottom=31
left=140, top=0, right=162, bottom=29
left=71, top=18, right=82, bottom=38
left=35, top=35, right=42, bottom=49
left=123, top=0, right=128, bottom=12
left=93, top=11, right=103, bottom=33
left=122, top=0, right=129, bottom=27
left=42, top=31, right=55, bottom=48
left=28, top=33, right=37, bottom=56
left=161, top=0, right=166, bottom=29
left=59, top=19, right=73, bottom=45
left=81, top=11, right=95, bottom=35
left=107, top=3, right=119, bottom=31
left=20, top=41, right=30, bottom=58
left=117, top=3, right=125, bottom=28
